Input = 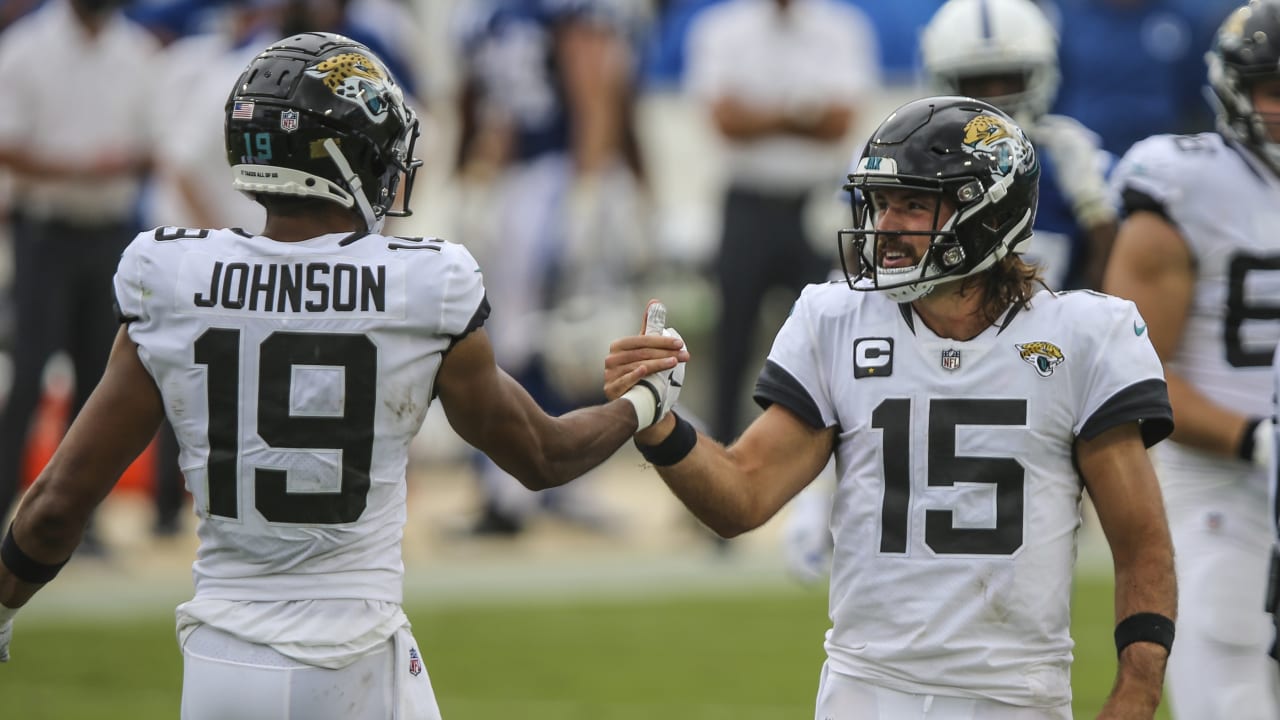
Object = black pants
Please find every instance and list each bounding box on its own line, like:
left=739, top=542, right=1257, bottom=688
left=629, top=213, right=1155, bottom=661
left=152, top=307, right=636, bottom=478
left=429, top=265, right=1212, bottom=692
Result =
left=712, top=186, right=831, bottom=444
left=0, top=214, right=135, bottom=524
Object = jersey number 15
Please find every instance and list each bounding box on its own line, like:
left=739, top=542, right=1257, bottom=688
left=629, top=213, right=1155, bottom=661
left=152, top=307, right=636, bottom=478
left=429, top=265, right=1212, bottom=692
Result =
left=873, top=398, right=1027, bottom=556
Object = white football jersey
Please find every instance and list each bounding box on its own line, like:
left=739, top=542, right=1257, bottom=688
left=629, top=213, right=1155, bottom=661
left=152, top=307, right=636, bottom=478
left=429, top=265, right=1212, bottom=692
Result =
left=114, top=228, right=486, bottom=605
left=755, top=284, right=1171, bottom=707
left=1111, top=132, right=1280, bottom=506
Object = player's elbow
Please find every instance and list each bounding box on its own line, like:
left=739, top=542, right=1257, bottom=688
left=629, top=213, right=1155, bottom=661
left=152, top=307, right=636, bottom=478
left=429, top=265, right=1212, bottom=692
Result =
left=509, top=461, right=571, bottom=492
left=704, top=506, right=769, bottom=539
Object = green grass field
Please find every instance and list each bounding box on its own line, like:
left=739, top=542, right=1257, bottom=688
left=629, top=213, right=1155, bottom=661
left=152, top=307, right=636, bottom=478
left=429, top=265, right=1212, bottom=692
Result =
left=0, top=571, right=1169, bottom=719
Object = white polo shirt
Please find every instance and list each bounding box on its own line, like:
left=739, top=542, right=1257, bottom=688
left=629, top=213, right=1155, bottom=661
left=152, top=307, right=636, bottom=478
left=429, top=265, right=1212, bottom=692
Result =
left=146, top=32, right=265, bottom=232
left=0, top=0, right=158, bottom=223
left=686, top=0, right=880, bottom=194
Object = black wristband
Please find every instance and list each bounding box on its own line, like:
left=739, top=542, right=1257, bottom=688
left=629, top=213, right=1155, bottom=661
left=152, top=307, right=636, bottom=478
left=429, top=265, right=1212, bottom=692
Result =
left=1, top=524, right=68, bottom=584
left=1114, top=612, right=1175, bottom=658
left=1238, top=417, right=1264, bottom=462
left=636, top=413, right=697, bottom=466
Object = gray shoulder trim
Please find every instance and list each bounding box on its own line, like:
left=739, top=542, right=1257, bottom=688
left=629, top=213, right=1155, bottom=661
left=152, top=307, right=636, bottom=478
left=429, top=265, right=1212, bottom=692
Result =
left=1078, top=378, right=1173, bottom=448
left=753, top=359, right=828, bottom=430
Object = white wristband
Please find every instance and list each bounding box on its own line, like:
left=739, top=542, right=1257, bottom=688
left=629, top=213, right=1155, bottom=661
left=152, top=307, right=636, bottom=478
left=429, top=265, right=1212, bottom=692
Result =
left=1253, top=417, right=1275, bottom=469
left=621, top=385, right=657, bottom=430
left=0, top=603, right=17, bottom=624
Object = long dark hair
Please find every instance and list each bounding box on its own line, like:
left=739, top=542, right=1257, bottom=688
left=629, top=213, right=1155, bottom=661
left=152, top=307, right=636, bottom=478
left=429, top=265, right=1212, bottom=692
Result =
left=960, top=255, right=1046, bottom=325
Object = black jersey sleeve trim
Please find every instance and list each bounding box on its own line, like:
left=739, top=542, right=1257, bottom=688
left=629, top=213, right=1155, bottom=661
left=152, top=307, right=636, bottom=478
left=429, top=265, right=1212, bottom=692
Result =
left=448, top=294, right=490, bottom=351
left=112, top=291, right=138, bottom=324
left=1119, top=188, right=1173, bottom=225
left=753, top=359, right=828, bottom=430
left=1078, top=378, right=1174, bottom=447
left=434, top=295, right=493, bottom=401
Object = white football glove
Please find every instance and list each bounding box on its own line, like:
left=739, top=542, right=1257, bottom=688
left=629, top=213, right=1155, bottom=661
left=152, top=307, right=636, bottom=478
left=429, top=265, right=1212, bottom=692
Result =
left=0, top=606, right=14, bottom=662
left=623, top=301, right=686, bottom=430
left=1251, top=417, right=1275, bottom=470
left=1029, top=115, right=1117, bottom=229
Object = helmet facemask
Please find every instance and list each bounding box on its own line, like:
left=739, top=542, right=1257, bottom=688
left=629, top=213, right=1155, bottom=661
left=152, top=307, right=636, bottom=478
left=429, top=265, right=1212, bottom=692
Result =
left=841, top=166, right=1033, bottom=303
left=840, top=182, right=965, bottom=303
left=920, top=0, right=1060, bottom=127
left=936, top=65, right=1057, bottom=127
left=1208, top=54, right=1280, bottom=174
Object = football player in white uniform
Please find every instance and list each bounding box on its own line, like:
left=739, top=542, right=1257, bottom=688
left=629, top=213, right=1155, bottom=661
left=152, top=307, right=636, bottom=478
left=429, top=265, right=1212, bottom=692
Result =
left=1105, top=3, right=1280, bottom=717
left=782, top=0, right=1122, bottom=586
left=607, top=96, right=1176, bottom=719
left=0, top=33, right=687, bottom=719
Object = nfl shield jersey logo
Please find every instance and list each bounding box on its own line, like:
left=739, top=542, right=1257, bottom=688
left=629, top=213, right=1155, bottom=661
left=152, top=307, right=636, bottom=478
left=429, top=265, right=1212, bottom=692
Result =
left=408, top=647, right=422, bottom=676
left=280, top=110, right=300, bottom=133
left=941, top=348, right=960, bottom=371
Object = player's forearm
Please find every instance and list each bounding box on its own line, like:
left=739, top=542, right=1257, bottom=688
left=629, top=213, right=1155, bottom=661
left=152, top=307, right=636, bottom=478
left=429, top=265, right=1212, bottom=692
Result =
left=1165, top=371, right=1257, bottom=458
left=1103, top=530, right=1175, bottom=718
left=6, top=480, right=91, bottom=569
left=515, top=400, right=638, bottom=490
left=710, top=98, right=791, bottom=140
left=652, top=435, right=768, bottom=538
left=0, top=569, right=44, bottom=610
left=0, top=481, right=88, bottom=609
left=1102, top=642, right=1168, bottom=719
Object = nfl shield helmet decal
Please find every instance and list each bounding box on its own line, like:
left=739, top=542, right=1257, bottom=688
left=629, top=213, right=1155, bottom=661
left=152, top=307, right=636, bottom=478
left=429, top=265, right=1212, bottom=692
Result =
left=408, top=647, right=423, bottom=676
left=280, top=109, right=300, bottom=133
left=941, top=349, right=960, bottom=371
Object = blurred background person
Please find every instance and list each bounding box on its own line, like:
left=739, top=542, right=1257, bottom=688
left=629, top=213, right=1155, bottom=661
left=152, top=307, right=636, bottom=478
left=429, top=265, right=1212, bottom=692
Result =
left=146, top=0, right=279, bottom=235
left=1046, top=0, right=1235, bottom=156
left=684, top=0, right=878, bottom=452
left=142, top=0, right=282, bottom=538
left=0, top=0, right=157, bottom=555
left=279, top=0, right=423, bottom=100
left=923, top=0, right=1117, bottom=292
left=1104, top=2, right=1280, bottom=716
left=448, top=0, right=651, bottom=536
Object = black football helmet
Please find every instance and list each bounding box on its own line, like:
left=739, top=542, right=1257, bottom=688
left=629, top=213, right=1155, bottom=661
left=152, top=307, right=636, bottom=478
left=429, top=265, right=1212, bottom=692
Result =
left=839, top=96, right=1039, bottom=303
left=1207, top=0, right=1280, bottom=172
left=225, top=32, right=421, bottom=232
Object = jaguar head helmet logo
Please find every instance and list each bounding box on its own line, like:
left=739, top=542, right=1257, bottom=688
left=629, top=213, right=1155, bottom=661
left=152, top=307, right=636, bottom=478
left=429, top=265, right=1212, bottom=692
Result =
left=306, top=52, right=395, bottom=122
left=962, top=114, right=1033, bottom=177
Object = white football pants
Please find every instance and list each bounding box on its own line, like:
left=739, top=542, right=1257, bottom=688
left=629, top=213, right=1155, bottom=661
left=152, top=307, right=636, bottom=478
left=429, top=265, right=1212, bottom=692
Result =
left=1164, top=499, right=1280, bottom=720
left=814, top=663, right=1071, bottom=720
left=180, top=624, right=442, bottom=719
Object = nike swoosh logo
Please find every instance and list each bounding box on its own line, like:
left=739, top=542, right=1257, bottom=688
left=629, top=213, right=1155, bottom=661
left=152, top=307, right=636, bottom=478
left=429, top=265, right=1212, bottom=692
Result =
left=1133, top=321, right=1147, bottom=336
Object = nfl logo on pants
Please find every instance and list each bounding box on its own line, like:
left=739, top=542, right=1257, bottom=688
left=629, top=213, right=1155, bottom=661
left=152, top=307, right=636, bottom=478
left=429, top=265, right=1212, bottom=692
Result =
left=408, top=648, right=423, bottom=677
left=941, top=349, right=960, bottom=371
